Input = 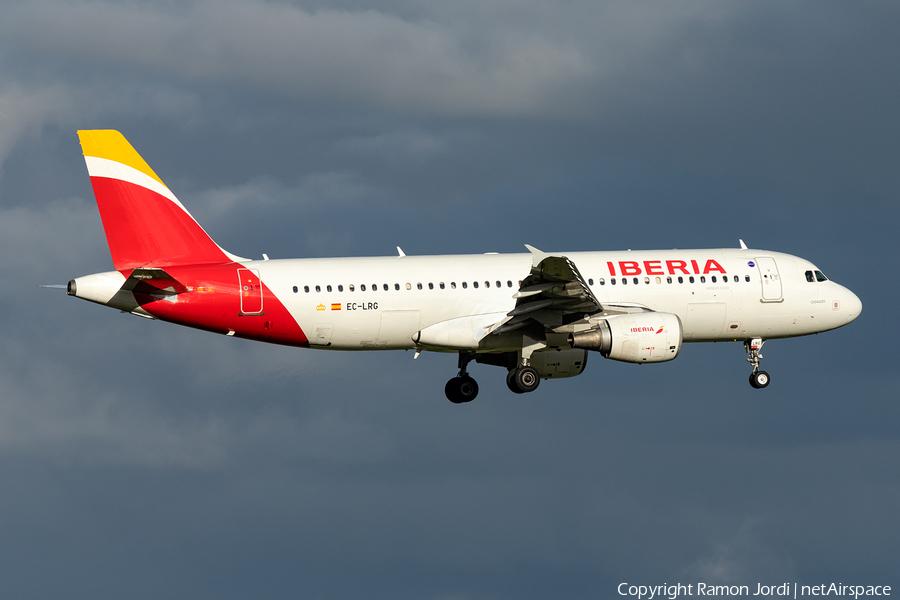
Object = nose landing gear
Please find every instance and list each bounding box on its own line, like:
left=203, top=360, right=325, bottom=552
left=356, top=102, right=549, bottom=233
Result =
left=749, top=370, right=770, bottom=389
left=745, top=338, right=770, bottom=389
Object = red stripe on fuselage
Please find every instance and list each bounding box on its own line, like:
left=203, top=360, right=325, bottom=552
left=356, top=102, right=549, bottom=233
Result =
left=127, top=262, right=309, bottom=347
left=90, top=176, right=230, bottom=270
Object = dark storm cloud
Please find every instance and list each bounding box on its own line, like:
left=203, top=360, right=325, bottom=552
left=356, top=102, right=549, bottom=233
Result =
left=0, top=0, right=897, bottom=598
left=2, top=0, right=595, bottom=118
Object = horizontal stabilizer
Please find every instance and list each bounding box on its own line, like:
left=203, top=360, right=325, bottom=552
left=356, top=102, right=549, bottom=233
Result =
left=121, top=268, right=188, bottom=296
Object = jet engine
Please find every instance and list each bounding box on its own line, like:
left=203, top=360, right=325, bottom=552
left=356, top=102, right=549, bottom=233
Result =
left=568, top=312, right=682, bottom=363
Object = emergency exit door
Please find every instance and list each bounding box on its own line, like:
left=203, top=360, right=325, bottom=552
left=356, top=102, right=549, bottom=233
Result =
left=238, top=268, right=263, bottom=314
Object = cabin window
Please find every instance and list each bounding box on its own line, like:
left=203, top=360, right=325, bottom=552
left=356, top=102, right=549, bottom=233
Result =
left=689, top=276, right=695, bottom=283
left=440, top=282, right=445, bottom=289
left=473, top=281, right=479, bottom=289
left=655, top=277, right=661, bottom=284
left=417, top=283, right=423, bottom=290
left=484, top=281, right=490, bottom=288
left=644, top=277, right=650, bottom=285
left=496, top=281, right=501, bottom=288
left=406, top=283, right=411, bottom=290
left=338, top=285, right=343, bottom=292
left=507, top=281, right=513, bottom=287
left=361, top=284, right=367, bottom=291
left=621, top=278, right=627, bottom=285
left=599, top=278, right=605, bottom=286
left=745, top=275, right=751, bottom=282
left=700, top=276, right=706, bottom=283
left=633, top=277, right=639, bottom=285
left=349, top=284, right=355, bottom=292
left=394, top=283, right=400, bottom=290
left=372, top=284, right=377, bottom=291
left=292, top=286, right=298, bottom=293
left=315, top=285, right=321, bottom=292
left=451, top=282, right=457, bottom=289
left=588, top=278, right=594, bottom=285
left=667, top=277, right=672, bottom=284
left=383, top=284, right=389, bottom=291
left=611, top=278, right=617, bottom=285
left=304, top=285, right=310, bottom=293
left=462, top=282, right=468, bottom=289
left=428, top=283, right=434, bottom=290
left=711, top=276, right=717, bottom=283
left=677, top=277, right=683, bottom=284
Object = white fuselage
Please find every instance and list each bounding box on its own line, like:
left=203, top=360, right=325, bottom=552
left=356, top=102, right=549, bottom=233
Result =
left=245, top=248, right=861, bottom=351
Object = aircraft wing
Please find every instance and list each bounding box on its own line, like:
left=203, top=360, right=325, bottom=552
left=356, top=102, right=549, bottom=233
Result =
left=488, top=245, right=606, bottom=336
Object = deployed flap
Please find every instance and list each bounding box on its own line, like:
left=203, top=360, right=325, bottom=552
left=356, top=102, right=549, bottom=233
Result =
left=488, top=246, right=605, bottom=337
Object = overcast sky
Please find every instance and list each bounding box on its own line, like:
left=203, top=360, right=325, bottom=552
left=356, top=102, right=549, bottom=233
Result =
left=0, top=1, right=897, bottom=598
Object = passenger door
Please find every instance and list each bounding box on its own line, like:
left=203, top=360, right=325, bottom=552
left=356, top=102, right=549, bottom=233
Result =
left=755, top=257, right=783, bottom=302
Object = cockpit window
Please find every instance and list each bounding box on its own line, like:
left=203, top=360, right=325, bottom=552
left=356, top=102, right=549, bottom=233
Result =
left=815, top=270, right=828, bottom=282
left=805, top=270, right=815, bottom=283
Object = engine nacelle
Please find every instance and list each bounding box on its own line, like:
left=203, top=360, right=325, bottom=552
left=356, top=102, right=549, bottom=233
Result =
left=529, top=348, right=588, bottom=379
left=569, top=312, right=683, bottom=363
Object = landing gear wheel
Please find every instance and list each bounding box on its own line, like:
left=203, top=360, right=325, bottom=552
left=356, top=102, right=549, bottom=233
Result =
left=445, top=376, right=479, bottom=403
left=749, top=370, right=770, bottom=389
left=509, top=366, right=540, bottom=394
left=506, top=369, right=524, bottom=394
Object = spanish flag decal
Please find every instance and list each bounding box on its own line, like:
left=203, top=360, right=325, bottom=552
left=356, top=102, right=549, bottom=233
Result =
left=331, top=303, right=342, bottom=311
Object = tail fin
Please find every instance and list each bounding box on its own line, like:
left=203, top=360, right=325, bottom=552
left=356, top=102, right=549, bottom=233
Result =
left=78, top=130, right=238, bottom=271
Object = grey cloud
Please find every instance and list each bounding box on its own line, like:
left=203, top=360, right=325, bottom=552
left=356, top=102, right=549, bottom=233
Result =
left=189, top=171, right=375, bottom=218
left=4, top=0, right=594, bottom=117
left=332, top=129, right=469, bottom=164
left=684, top=518, right=797, bottom=583
left=0, top=83, right=74, bottom=171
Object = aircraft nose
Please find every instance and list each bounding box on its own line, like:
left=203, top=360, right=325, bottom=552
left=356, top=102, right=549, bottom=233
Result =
left=842, top=288, right=862, bottom=324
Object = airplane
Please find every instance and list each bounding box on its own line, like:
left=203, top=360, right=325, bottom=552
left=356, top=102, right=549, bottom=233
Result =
left=64, top=130, right=862, bottom=403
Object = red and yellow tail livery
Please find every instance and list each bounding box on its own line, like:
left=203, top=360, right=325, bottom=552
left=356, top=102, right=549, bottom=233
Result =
left=78, top=129, right=233, bottom=270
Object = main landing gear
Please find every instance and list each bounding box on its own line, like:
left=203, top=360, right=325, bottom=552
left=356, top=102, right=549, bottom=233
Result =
left=745, top=338, right=770, bottom=389
left=445, top=352, right=479, bottom=404
left=444, top=352, right=543, bottom=403
left=506, top=365, right=540, bottom=394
